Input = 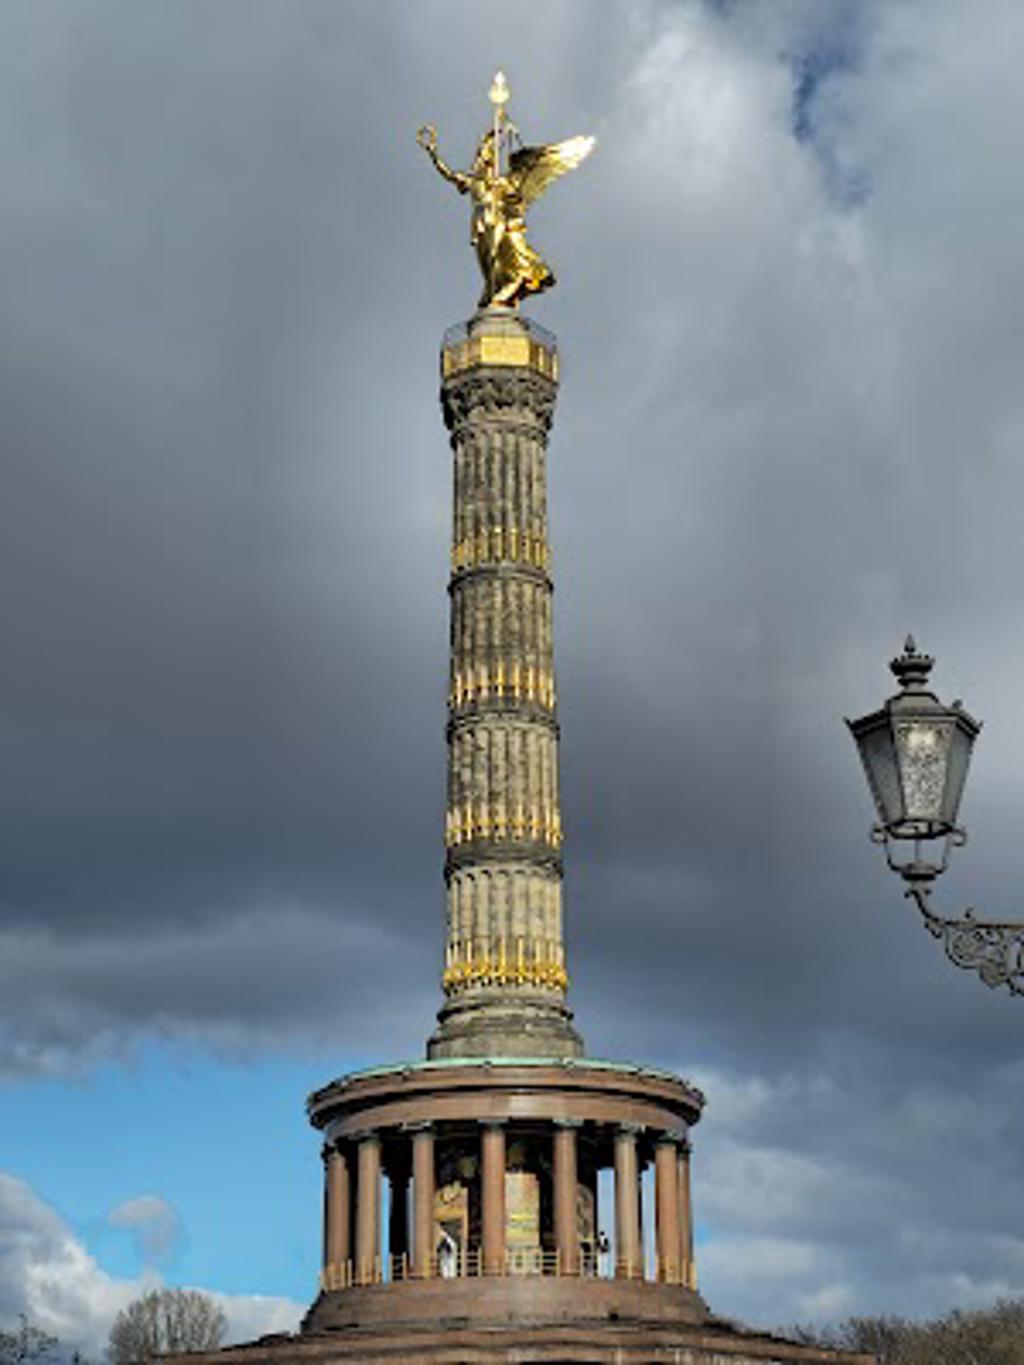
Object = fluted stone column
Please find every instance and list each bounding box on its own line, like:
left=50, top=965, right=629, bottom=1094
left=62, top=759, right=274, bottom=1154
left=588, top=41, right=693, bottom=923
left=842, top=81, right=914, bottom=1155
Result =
left=430, top=309, right=582, bottom=1061
left=355, top=1132, right=381, bottom=1284
left=322, top=1143, right=350, bottom=1282
left=481, top=1119, right=506, bottom=1275
left=655, top=1136, right=682, bottom=1283
left=412, top=1124, right=436, bottom=1278
left=678, top=1139, right=695, bottom=1289
left=553, top=1119, right=580, bottom=1274
left=614, top=1124, right=641, bottom=1280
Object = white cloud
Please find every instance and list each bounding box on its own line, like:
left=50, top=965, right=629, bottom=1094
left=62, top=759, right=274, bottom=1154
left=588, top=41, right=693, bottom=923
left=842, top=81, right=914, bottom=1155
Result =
left=697, top=1233, right=850, bottom=1328
left=921, top=1270, right=1024, bottom=1314
left=702, top=1234, right=824, bottom=1283
left=107, top=1195, right=181, bottom=1265
left=212, top=1290, right=304, bottom=1344
left=796, top=1282, right=856, bottom=1321
left=687, top=1067, right=840, bottom=1132
left=700, top=1139, right=838, bottom=1229
left=0, top=1175, right=302, bottom=1357
left=679, top=1055, right=1024, bottom=1328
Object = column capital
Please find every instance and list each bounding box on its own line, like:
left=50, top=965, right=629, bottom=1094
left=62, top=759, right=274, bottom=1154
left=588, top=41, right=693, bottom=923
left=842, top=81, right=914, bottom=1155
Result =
left=657, top=1129, right=687, bottom=1148
left=402, top=1120, right=435, bottom=1135
left=616, top=1121, right=643, bottom=1138
left=351, top=1128, right=380, bottom=1145
left=553, top=1117, right=583, bottom=1130
left=478, top=1116, right=506, bottom=1130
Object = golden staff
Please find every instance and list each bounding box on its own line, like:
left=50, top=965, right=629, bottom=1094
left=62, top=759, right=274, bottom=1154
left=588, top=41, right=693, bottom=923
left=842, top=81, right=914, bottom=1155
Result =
left=488, top=69, right=509, bottom=182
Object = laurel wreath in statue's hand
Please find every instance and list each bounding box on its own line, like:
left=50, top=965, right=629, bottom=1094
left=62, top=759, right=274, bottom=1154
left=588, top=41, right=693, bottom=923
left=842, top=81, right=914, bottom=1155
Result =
left=417, top=124, right=438, bottom=153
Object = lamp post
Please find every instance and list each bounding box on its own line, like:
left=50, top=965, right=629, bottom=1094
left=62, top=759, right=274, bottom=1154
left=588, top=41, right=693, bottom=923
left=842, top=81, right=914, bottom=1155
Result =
left=846, top=636, right=1024, bottom=996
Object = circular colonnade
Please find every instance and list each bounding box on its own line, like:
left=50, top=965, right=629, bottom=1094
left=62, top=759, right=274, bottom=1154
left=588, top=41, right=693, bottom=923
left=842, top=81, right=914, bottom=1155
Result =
left=305, top=1058, right=705, bottom=1333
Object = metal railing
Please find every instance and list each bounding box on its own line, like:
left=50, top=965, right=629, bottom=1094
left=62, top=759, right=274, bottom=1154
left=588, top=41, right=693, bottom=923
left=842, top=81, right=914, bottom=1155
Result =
left=440, top=317, right=559, bottom=381
left=442, top=316, right=557, bottom=354
left=320, top=1251, right=696, bottom=1291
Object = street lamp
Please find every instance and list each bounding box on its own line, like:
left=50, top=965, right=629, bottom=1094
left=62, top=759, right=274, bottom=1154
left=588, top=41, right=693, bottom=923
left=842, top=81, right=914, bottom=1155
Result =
left=846, top=636, right=1023, bottom=996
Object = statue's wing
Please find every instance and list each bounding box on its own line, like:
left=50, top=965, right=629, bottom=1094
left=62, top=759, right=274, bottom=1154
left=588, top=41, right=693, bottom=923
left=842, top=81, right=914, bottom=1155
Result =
left=508, top=136, right=595, bottom=207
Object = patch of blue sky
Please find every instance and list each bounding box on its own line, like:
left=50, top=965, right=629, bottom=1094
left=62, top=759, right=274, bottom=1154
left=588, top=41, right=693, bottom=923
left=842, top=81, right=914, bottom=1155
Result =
left=786, top=4, right=871, bottom=210
left=702, top=0, right=871, bottom=210
left=0, top=1040, right=376, bottom=1301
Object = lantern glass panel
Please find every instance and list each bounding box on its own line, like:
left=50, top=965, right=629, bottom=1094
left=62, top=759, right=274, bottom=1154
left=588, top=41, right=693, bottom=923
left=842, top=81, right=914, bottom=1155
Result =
left=943, top=721, right=976, bottom=829
left=895, top=720, right=951, bottom=825
left=855, top=720, right=902, bottom=828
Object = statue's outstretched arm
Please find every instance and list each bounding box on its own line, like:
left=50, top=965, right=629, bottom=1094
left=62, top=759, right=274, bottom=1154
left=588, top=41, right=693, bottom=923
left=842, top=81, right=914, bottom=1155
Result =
left=417, top=125, right=470, bottom=194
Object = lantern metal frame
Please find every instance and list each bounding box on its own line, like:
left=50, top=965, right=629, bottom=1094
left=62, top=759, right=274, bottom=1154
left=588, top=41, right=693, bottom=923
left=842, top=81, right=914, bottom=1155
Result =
left=847, top=638, right=1024, bottom=996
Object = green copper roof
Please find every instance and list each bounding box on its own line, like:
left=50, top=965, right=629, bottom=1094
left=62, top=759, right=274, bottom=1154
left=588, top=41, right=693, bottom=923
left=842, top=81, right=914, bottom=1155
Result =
left=322, top=1055, right=689, bottom=1087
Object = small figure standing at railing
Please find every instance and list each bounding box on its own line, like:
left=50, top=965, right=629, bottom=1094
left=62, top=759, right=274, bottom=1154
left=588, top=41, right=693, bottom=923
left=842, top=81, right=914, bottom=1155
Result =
left=437, top=1229, right=459, bottom=1279
left=597, top=1229, right=611, bottom=1279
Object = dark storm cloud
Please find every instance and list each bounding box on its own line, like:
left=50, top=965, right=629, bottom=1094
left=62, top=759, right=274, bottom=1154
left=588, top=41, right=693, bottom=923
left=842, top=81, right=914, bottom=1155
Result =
left=1, top=0, right=1023, bottom=1326
left=0, top=0, right=639, bottom=1052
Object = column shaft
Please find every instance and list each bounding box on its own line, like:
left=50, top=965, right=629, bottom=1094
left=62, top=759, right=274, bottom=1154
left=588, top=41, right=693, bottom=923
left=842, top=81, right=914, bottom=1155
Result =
left=678, top=1143, right=695, bottom=1288
left=553, top=1123, right=579, bottom=1274
left=323, top=1145, right=350, bottom=1278
left=614, top=1127, right=641, bottom=1279
left=412, top=1126, right=436, bottom=1278
left=431, top=317, right=584, bottom=1064
left=655, top=1139, right=682, bottom=1283
left=481, top=1122, right=506, bottom=1275
left=354, top=1133, right=381, bottom=1283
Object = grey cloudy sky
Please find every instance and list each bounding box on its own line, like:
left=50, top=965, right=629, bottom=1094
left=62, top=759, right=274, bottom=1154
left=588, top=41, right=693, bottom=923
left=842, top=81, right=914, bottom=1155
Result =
left=2, top=0, right=1023, bottom=1335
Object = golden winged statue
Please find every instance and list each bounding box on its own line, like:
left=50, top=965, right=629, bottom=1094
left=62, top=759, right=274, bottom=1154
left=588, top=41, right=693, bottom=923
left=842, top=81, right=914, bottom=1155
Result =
left=418, top=72, right=595, bottom=309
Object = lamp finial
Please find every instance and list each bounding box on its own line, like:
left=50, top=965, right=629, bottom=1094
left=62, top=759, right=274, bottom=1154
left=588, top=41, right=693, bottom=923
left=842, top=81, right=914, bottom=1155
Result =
left=890, top=635, right=934, bottom=691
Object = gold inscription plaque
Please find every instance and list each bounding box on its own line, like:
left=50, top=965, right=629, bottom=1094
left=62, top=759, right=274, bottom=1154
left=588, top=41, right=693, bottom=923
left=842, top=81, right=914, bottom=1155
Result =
left=505, top=1169, right=541, bottom=1274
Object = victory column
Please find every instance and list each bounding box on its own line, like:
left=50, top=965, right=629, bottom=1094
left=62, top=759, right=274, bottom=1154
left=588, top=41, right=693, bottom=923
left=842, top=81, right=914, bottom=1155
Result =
left=169, top=76, right=871, bottom=1365
left=419, top=70, right=591, bottom=1061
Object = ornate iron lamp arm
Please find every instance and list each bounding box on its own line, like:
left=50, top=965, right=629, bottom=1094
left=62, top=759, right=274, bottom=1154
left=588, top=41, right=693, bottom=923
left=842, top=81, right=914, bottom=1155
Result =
left=901, top=878, right=1024, bottom=995
left=870, top=827, right=1024, bottom=995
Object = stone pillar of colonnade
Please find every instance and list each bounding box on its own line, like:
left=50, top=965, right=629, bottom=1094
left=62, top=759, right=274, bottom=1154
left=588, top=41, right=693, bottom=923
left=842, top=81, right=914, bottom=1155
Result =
left=552, top=1119, right=580, bottom=1275
left=354, top=1133, right=381, bottom=1284
left=411, top=1124, right=436, bottom=1278
left=322, top=1144, right=350, bottom=1285
left=655, top=1135, right=683, bottom=1283
left=481, top=1119, right=507, bottom=1275
left=678, top=1139, right=696, bottom=1289
left=614, top=1124, right=642, bottom=1280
